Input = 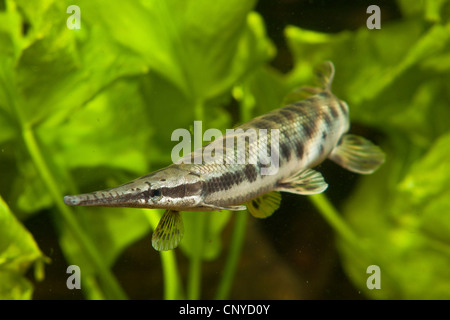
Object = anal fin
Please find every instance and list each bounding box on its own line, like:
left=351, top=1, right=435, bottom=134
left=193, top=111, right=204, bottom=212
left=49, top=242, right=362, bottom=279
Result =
left=152, top=210, right=184, bottom=251
left=247, top=191, right=281, bottom=219
left=276, top=168, right=328, bottom=195
left=328, top=134, right=385, bottom=174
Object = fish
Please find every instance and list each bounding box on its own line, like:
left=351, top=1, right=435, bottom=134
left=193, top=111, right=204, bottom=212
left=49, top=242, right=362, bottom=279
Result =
left=63, top=62, right=385, bottom=251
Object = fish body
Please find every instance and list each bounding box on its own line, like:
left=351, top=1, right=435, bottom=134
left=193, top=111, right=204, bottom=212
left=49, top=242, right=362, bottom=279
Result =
left=64, top=62, right=385, bottom=251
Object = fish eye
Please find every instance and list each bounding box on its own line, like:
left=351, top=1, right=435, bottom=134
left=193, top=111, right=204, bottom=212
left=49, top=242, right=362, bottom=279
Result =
left=150, top=189, right=161, bottom=197
left=150, top=189, right=161, bottom=199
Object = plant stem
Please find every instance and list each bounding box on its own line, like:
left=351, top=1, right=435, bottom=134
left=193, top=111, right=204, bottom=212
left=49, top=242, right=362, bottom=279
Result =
left=23, top=126, right=127, bottom=300
left=215, top=211, right=248, bottom=300
left=160, top=251, right=183, bottom=299
left=187, top=213, right=207, bottom=299
left=308, top=193, right=361, bottom=247
left=145, top=210, right=183, bottom=299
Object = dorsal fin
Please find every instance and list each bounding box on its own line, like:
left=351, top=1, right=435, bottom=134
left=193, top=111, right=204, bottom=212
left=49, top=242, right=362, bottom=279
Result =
left=315, top=61, right=335, bottom=92
left=282, top=61, right=336, bottom=105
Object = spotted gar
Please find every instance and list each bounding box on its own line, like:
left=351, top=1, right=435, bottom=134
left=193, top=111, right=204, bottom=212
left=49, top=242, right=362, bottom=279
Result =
left=64, top=62, right=385, bottom=251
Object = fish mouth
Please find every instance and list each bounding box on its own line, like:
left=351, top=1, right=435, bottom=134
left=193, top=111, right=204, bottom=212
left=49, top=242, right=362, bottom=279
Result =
left=63, top=189, right=151, bottom=208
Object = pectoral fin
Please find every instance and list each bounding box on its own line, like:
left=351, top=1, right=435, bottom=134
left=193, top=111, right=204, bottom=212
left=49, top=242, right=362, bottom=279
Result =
left=152, top=210, right=184, bottom=251
left=328, top=134, right=385, bottom=174
left=247, top=191, right=282, bottom=219
left=276, top=168, right=328, bottom=195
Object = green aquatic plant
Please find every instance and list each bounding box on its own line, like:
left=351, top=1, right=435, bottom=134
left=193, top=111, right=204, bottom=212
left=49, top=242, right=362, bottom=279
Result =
left=0, top=0, right=449, bottom=299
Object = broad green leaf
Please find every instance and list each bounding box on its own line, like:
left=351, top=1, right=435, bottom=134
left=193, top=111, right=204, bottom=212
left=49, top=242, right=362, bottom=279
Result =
left=15, top=25, right=146, bottom=127
left=3, top=0, right=147, bottom=128
left=179, top=2, right=263, bottom=100
left=340, top=132, right=450, bottom=299
left=78, top=0, right=258, bottom=101
left=0, top=195, right=46, bottom=299
left=40, top=79, right=151, bottom=175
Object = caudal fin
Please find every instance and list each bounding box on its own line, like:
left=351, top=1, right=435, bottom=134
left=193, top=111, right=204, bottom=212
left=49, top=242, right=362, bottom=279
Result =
left=328, top=134, right=386, bottom=174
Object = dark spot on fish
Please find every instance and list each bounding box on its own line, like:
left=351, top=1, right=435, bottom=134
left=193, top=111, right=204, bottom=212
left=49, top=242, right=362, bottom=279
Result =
left=328, top=104, right=339, bottom=119
left=302, top=120, right=315, bottom=139
left=338, top=100, right=347, bottom=115
left=243, top=164, right=258, bottom=183
left=284, top=105, right=302, bottom=114
left=322, top=112, right=333, bottom=129
left=280, top=142, right=291, bottom=161
left=160, top=179, right=166, bottom=182
left=279, top=109, right=296, bottom=121
left=205, top=171, right=244, bottom=194
left=296, top=143, right=305, bottom=158
left=322, top=130, right=328, bottom=140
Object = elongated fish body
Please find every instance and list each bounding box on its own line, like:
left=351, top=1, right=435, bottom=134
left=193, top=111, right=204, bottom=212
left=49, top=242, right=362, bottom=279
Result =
left=201, top=90, right=349, bottom=206
left=64, top=62, right=385, bottom=251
